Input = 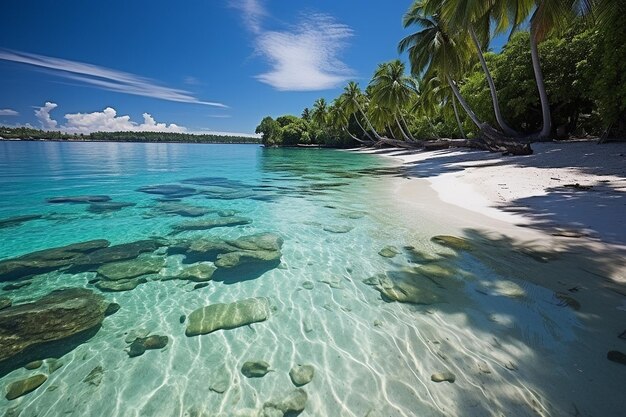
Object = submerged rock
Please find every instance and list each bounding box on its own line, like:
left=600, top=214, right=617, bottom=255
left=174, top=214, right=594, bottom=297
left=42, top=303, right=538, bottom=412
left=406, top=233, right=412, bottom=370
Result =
left=47, top=358, right=64, bottom=374
left=364, top=271, right=444, bottom=305
left=0, top=288, right=108, bottom=363
left=95, top=277, right=147, bottom=292
left=241, top=361, right=271, bottom=378
left=87, top=201, right=135, bottom=214
left=289, top=364, right=314, bottom=386
left=83, top=365, right=104, bottom=386
left=431, top=235, right=472, bottom=251
left=186, top=297, right=271, bottom=336
left=0, top=296, right=14, bottom=310
left=607, top=350, right=626, bottom=366
left=322, top=225, right=353, bottom=234
left=5, top=374, right=47, bottom=400
left=46, top=195, right=111, bottom=204
left=128, top=335, right=169, bottom=357
left=261, top=388, right=308, bottom=416
left=154, top=202, right=212, bottom=217
left=176, top=263, right=217, bottom=282
left=302, top=281, right=314, bottom=290
left=431, top=371, right=455, bottom=383
left=172, top=216, right=252, bottom=232
left=2, top=281, right=31, bottom=291
left=104, top=303, right=121, bottom=316
left=378, top=246, right=400, bottom=258
left=97, top=257, right=165, bottom=281
left=73, top=240, right=163, bottom=267
left=0, top=239, right=110, bottom=281
left=215, top=250, right=281, bottom=268
left=125, top=328, right=150, bottom=344
left=136, top=184, right=197, bottom=198
left=24, top=360, right=43, bottom=370
left=0, top=214, right=43, bottom=229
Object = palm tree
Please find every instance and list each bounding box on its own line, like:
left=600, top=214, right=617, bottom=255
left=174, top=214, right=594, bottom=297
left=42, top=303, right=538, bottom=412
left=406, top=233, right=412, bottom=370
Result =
left=311, top=98, right=328, bottom=128
left=329, top=98, right=372, bottom=145
left=421, top=74, right=466, bottom=138
left=398, top=2, right=482, bottom=129
left=369, top=60, right=420, bottom=142
left=340, top=81, right=384, bottom=140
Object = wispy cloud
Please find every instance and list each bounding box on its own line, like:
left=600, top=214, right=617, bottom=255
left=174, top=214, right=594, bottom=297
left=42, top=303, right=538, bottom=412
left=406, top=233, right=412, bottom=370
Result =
left=207, top=114, right=232, bottom=118
left=0, top=49, right=226, bottom=107
left=34, top=102, right=186, bottom=134
left=0, top=108, right=19, bottom=116
left=230, top=0, right=267, bottom=34
left=234, top=2, right=355, bottom=91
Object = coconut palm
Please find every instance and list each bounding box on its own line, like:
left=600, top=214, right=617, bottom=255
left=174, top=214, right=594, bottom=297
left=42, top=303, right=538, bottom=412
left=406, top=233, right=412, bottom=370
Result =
left=369, top=60, right=420, bottom=142
left=311, top=98, right=328, bottom=128
left=340, top=81, right=384, bottom=140
left=398, top=2, right=483, bottom=129
left=328, top=98, right=372, bottom=145
left=421, top=74, right=467, bottom=138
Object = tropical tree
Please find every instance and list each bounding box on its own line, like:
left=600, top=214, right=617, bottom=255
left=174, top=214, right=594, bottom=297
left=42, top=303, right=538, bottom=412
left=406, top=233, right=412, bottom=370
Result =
left=340, top=81, right=384, bottom=140
left=369, top=60, right=420, bottom=142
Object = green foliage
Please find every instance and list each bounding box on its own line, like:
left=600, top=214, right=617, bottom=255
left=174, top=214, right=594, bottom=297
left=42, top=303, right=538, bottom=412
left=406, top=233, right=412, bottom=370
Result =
left=255, top=116, right=281, bottom=146
left=0, top=126, right=260, bottom=144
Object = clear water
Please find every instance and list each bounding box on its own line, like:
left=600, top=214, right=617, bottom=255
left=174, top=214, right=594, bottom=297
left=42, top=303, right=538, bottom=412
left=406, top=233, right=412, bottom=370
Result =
left=0, top=141, right=622, bottom=417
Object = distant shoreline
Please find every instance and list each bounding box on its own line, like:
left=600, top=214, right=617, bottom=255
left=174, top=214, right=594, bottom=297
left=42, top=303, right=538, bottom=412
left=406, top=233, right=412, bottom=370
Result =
left=0, top=138, right=261, bottom=145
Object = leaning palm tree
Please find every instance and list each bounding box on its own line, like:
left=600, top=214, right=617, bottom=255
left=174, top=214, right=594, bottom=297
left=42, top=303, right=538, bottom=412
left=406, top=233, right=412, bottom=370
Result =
left=340, top=81, right=384, bottom=141
left=329, top=98, right=373, bottom=145
left=399, top=2, right=483, bottom=129
left=369, top=60, right=420, bottom=142
left=421, top=74, right=467, bottom=139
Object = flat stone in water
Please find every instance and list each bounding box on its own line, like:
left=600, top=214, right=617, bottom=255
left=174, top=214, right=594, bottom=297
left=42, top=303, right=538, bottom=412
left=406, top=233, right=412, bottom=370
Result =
left=74, top=239, right=163, bottom=267
left=0, top=288, right=109, bottom=363
left=431, top=371, right=456, bottom=383
left=97, top=257, right=165, bottom=281
left=136, top=184, right=197, bottom=198
left=607, top=350, right=626, bottom=366
left=173, top=216, right=252, bottom=232
left=0, top=215, right=43, bottom=229
left=2, top=281, right=32, bottom=291
left=176, top=262, right=216, bottom=282
left=185, top=297, right=271, bottom=336
left=87, top=201, right=135, bottom=214
left=83, top=365, right=104, bottom=386
left=364, top=271, right=445, bottom=305
left=378, top=245, right=400, bottom=258
left=46, top=195, right=111, bottom=204
left=241, top=361, right=271, bottom=378
left=5, top=374, right=47, bottom=400
left=431, top=235, right=472, bottom=251
left=104, top=302, right=121, bottom=316
left=125, top=328, right=150, bottom=344
left=24, top=360, right=43, bottom=370
left=193, top=283, right=209, bottom=290
left=95, top=277, right=147, bottom=292
left=0, top=239, right=110, bottom=281
left=155, top=202, right=212, bottom=217
left=128, top=335, right=169, bottom=358
left=302, top=281, right=314, bottom=290
left=323, top=225, right=353, bottom=234
left=261, top=388, right=308, bottom=416
left=289, top=364, right=314, bottom=386
left=0, top=296, right=13, bottom=310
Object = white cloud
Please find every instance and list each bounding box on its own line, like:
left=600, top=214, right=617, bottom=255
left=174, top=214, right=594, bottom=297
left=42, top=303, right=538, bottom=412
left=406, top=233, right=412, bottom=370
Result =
left=0, top=109, right=19, bottom=116
left=230, top=0, right=267, bottom=34
left=35, top=102, right=58, bottom=129
left=0, top=49, right=225, bottom=107
left=33, top=102, right=186, bottom=134
left=235, top=5, right=354, bottom=91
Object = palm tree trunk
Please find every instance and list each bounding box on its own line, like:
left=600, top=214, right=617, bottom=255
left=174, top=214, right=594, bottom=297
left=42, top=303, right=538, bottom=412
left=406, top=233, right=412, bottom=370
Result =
left=354, top=117, right=374, bottom=141
left=451, top=94, right=467, bottom=139
left=355, top=101, right=383, bottom=140
left=399, top=113, right=418, bottom=141
left=395, top=115, right=412, bottom=142
left=446, top=76, right=482, bottom=128
left=530, top=20, right=552, bottom=139
left=469, top=27, right=519, bottom=137
left=342, top=126, right=372, bottom=144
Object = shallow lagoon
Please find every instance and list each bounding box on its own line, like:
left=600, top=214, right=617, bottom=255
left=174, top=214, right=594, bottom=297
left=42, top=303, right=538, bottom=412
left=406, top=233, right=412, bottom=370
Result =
left=0, top=141, right=623, bottom=417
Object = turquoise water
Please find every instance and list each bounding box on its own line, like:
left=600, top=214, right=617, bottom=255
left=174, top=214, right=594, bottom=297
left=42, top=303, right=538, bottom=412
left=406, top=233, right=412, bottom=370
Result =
left=0, top=141, right=623, bottom=417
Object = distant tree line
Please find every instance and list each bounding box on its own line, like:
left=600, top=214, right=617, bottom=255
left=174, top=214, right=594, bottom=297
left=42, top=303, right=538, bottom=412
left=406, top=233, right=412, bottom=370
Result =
left=0, top=126, right=261, bottom=144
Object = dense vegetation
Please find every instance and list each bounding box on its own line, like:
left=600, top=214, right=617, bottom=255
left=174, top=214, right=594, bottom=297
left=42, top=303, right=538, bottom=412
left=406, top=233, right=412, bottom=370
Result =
left=256, top=1, right=625, bottom=148
left=0, top=126, right=261, bottom=144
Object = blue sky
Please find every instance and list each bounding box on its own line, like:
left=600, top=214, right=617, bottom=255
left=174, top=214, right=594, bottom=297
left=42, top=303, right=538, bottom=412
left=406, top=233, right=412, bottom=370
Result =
left=0, top=1, right=502, bottom=136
